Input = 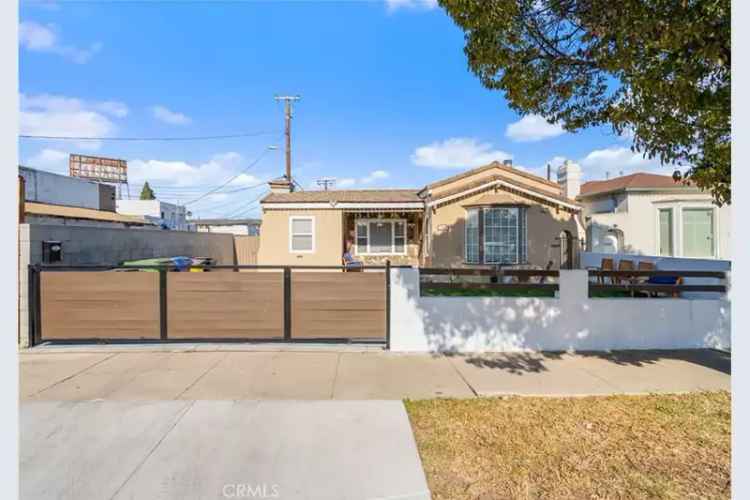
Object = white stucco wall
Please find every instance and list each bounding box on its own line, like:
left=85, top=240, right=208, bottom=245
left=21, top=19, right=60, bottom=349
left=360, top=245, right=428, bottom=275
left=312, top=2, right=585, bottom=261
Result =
left=584, top=192, right=730, bottom=259
left=20, top=167, right=101, bottom=210
left=390, top=268, right=730, bottom=353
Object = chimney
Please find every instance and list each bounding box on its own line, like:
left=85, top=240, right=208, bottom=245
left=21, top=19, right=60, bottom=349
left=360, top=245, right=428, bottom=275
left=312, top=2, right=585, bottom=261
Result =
left=268, top=176, right=293, bottom=194
left=557, top=160, right=581, bottom=199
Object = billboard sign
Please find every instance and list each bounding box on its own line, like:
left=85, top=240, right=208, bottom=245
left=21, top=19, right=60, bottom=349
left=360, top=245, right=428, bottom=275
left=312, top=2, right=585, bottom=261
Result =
left=69, top=154, right=127, bottom=184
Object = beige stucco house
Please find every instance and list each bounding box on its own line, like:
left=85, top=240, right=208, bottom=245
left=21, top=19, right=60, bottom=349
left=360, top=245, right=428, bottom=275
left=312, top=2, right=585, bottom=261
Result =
left=579, top=172, right=731, bottom=260
left=257, top=160, right=584, bottom=268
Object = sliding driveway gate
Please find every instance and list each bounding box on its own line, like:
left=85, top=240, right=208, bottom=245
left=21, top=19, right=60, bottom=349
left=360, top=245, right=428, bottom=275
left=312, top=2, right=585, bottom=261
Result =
left=28, top=264, right=392, bottom=347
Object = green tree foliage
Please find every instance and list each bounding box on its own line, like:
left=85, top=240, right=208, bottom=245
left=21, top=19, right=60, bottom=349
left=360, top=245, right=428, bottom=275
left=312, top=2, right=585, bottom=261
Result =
left=440, top=0, right=730, bottom=204
left=139, top=181, right=156, bottom=200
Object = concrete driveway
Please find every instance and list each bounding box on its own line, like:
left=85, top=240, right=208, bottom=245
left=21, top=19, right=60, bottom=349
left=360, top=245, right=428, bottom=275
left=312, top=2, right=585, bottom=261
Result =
left=20, top=345, right=730, bottom=400
left=21, top=400, right=430, bottom=500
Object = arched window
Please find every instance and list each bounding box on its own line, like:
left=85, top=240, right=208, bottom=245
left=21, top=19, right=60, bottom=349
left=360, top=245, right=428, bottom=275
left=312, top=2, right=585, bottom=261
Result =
left=465, top=206, right=527, bottom=265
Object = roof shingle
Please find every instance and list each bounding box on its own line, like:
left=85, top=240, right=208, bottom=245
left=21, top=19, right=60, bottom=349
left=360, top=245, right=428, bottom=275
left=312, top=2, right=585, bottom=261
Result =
left=579, top=173, right=695, bottom=198
left=261, top=189, right=422, bottom=204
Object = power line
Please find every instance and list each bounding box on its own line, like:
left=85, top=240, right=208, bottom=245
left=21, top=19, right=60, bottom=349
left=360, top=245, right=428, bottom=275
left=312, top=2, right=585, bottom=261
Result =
left=19, top=131, right=281, bottom=142
left=183, top=146, right=277, bottom=205
left=223, top=190, right=268, bottom=218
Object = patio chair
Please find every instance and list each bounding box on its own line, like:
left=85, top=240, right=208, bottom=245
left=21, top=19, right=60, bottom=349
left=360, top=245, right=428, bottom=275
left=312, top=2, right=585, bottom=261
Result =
left=635, top=261, right=655, bottom=296
left=615, top=259, right=635, bottom=285
left=598, top=257, right=614, bottom=285
left=342, top=251, right=364, bottom=272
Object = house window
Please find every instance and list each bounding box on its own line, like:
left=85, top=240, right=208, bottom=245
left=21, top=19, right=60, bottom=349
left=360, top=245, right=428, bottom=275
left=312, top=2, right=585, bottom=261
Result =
left=465, top=206, right=527, bottom=265
left=465, top=209, right=480, bottom=263
left=355, top=219, right=406, bottom=255
left=658, top=208, right=674, bottom=256
left=289, top=216, right=315, bottom=253
left=682, top=208, right=714, bottom=257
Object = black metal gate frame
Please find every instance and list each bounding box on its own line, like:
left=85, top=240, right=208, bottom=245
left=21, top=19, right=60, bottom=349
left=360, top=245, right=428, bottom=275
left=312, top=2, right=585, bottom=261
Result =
left=28, top=262, right=403, bottom=348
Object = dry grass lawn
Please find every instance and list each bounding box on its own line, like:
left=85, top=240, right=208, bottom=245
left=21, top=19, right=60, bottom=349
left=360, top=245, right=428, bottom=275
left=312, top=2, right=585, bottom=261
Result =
left=405, top=392, right=730, bottom=499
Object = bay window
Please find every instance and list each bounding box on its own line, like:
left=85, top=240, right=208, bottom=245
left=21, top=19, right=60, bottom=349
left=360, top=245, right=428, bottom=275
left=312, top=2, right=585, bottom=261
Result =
left=355, top=219, right=406, bottom=255
left=465, top=206, right=527, bottom=265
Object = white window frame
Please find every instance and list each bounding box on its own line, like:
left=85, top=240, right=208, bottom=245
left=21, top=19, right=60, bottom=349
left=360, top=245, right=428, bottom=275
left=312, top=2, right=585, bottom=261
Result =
left=680, top=206, right=716, bottom=258
left=354, top=218, right=407, bottom=256
left=464, top=208, right=480, bottom=264
left=289, top=216, right=316, bottom=254
left=652, top=201, right=719, bottom=258
left=657, top=207, right=675, bottom=257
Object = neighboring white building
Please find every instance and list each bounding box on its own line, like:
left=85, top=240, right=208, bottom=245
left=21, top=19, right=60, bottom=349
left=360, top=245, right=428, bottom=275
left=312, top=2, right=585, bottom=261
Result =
left=577, top=172, right=730, bottom=260
left=116, top=199, right=189, bottom=231
left=19, top=166, right=116, bottom=211
left=189, top=218, right=261, bottom=236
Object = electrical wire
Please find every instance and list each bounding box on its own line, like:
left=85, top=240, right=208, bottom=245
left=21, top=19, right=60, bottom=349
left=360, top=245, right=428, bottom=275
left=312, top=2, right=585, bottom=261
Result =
left=183, top=148, right=276, bottom=205
left=19, top=131, right=280, bottom=142
left=222, top=190, right=268, bottom=218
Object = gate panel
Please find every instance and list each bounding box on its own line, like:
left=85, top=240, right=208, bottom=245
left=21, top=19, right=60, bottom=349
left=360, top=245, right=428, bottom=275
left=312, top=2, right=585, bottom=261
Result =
left=40, top=271, right=160, bottom=340
left=167, top=272, right=283, bottom=339
left=291, top=272, right=386, bottom=340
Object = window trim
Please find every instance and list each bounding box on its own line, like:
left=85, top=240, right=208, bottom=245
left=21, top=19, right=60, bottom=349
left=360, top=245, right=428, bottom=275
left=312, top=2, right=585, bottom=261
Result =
left=289, top=216, right=316, bottom=254
left=464, top=205, right=527, bottom=265
left=354, top=218, right=407, bottom=256
left=464, top=208, right=480, bottom=264
left=657, top=207, right=675, bottom=257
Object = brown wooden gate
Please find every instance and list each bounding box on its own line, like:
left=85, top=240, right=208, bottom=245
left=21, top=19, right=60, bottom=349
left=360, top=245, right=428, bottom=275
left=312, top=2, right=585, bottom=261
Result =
left=290, top=272, right=386, bottom=341
left=31, top=264, right=390, bottom=345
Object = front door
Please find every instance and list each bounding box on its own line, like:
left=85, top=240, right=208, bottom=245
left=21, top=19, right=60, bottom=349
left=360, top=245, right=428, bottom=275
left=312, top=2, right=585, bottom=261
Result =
left=682, top=208, right=715, bottom=258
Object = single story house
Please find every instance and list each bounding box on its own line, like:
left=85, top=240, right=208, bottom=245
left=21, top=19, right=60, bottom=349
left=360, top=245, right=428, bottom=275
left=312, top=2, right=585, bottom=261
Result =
left=189, top=218, right=261, bottom=236
left=578, top=172, right=731, bottom=260
left=257, top=160, right=584, bottom=268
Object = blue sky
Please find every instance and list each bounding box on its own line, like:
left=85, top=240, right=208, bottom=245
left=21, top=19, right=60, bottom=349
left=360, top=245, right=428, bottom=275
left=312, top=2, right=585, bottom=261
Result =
left=18, top=0, right=668, bottom=219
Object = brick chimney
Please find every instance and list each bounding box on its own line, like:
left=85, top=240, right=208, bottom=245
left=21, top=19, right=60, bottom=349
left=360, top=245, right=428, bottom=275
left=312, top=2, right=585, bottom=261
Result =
left=557, top=160, right=581, bottom=199
left=268, top=176, right=293, bottom=194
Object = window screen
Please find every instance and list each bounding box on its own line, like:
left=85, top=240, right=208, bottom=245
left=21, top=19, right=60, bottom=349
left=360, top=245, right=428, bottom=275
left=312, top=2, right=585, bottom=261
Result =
left=484, top=207, right=518, bottom=264
left=369, top=222, right=393, bottom=254
left=290, top=217, right=314, bottom=252
left=465, top=209, right=480, bottom=263
left=658, top=208, right=673, bottom=256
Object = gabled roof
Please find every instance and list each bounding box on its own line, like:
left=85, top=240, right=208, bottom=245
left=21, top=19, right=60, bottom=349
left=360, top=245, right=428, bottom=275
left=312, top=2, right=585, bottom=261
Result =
left=427, top=174, right=581, bottom=210
left=261, top=189, right=422, bottom=204
left=421, top=161, right=561, bottom=194
left=579, top=173, right=696, bottom=198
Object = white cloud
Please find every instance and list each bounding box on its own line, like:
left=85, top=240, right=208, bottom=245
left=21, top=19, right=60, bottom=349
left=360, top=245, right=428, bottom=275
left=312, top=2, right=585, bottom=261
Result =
left=19, top=21, right=102, bottom=64
left=336, top=178, right=356, bottom=188
left=580, top=146, right=663, bottom=177
left=411, top=137, right=511, bottom=169
left=385, top=0, right=438, bottom=12
left=24, top=148, right=69, bottom=173
left=152, top=105, right=191, bottom=125
left=20, top=93, right=128, bottom=150
left=505, top=114, right=565, bottom=142
left=537, top=147, right=679, bottom=182
left=361, top=170, right=389, bottom=184
left=128, top=152, right=259, bottom=189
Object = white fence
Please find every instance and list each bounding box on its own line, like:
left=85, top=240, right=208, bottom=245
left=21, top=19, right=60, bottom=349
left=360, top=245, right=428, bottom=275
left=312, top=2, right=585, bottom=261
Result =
left=389, top=268, right=730, bottom=353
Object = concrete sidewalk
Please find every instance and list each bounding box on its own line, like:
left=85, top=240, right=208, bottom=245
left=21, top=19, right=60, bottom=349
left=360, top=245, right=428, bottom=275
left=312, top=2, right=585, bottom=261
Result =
left=20, top=347, right=730, bottom=400
left=21, top=400, right=430, bottom=500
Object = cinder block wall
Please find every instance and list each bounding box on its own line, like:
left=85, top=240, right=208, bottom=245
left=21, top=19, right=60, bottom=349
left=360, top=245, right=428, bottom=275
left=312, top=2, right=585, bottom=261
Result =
left=18, top=224, right=236, bottom=348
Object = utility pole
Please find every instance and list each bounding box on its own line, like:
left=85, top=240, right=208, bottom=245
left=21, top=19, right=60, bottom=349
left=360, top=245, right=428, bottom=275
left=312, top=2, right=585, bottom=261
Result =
left=316, top=178, right=336, bottom=191
left=274, top=95, right=301, bottom=184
